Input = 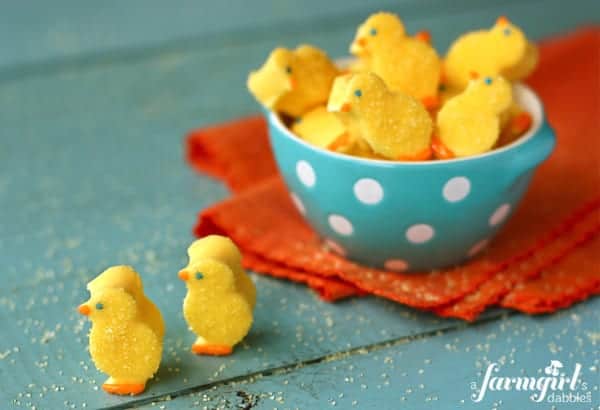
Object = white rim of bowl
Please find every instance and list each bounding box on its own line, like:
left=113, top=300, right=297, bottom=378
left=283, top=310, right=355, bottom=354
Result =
left=269, top=83, right=544, bottom=166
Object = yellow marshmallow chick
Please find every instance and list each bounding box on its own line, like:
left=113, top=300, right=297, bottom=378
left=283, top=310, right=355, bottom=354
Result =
left=328, top=72, right=433, bottom=160
left=502, top=40, right=539, bottom=82
left=87, top=265, right=164, bottom=339
left=289, top=104, right=381, bottom=158
left=350, top=12, right=441, bottom=108
left=179, top=235, right=256, bottom=356
left=247, top=45, right=339, bottom=117
left=291, top=106, right=347, bottom=150
left=78, top=286, right=163, bottom=395
left=444, top=16, right=538, bottom=89
left=437, top=75, right=513, bottom=157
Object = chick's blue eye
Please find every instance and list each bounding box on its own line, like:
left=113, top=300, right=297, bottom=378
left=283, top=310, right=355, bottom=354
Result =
left=195, top=272, right=204, bottom=280
left=354, top=89, right=362, bottom=97
left=95, top=302, right=104, bottom=310
left=504, top=28, right=511, bottom=36
left=285, top=66, right=292, bottom=74
left=370, top=28, right=377, bottom=36
left=484, top=77, right=493, bottom=85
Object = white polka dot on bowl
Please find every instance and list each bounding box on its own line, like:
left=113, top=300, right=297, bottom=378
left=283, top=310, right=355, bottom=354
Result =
left=353, top=178, right=384, bottom=205
left=328, top=214, right=353, bottom=236
left=468, top=239, right=490, bottom=257
left=296, top=160, right=316, bottom=187
left=443, top=176, right=471, bottom=203
left=290, top=192, right=305, bottom=215
left=384, top=259, right=409, bottom=272
left=406, top=224, right=435, bottom=244
left=489, top=203, right=511, bottom=227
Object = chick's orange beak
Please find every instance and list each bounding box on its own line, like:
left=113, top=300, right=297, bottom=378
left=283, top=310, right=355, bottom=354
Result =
left=350, top=37, right=367, bottom=53
left=341, top=103, right=352, bottom=113
left=289, top=77, right=296, bottom=90
left=178, top=270, right=189, bottom=281
left=78, top=304, right=91, bottom=316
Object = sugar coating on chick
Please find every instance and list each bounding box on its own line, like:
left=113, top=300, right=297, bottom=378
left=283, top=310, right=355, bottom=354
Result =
left=444, top=17, right=538, bottom=89
left=87, top=265, right=164, bottom=339
left=328, top=72, right=433, bottom=160
left=502, top=41, right=539, bottom=82
left=350, top=12, right=441, bottom=105
left=78, top=281, right=163, bottom=395
left=291, top=106, right=347, bottom=149
left=437, top=75, right=513, bottom=157
left=187, top=235, right=256, bottom=308
left=179, top=235, right=256, bottom=355
left=247, top=44, right=339, bottom=117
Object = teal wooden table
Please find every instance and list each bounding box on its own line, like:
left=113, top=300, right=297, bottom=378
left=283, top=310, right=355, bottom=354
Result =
left=1, top=1, right=598, bottom=409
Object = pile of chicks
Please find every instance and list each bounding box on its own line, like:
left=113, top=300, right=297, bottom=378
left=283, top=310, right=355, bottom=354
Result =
left=247, top=12, right=537, bottom=160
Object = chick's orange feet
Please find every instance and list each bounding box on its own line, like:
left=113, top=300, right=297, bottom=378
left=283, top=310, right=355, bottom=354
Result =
left=191, top=343, right=233, bottom=356
left=431, top=136, right=455, bottom=160
left=102, top=382, right=146, bottom=395
left=397, top=146, right=433, bottom=161
left=421, top=95, right=440, bottom=110
left=327, top=133, right=351, bottom=151
left=510, top=112, right=533, bottom=135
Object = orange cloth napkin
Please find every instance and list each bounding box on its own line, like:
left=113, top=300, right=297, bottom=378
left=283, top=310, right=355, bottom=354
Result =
left=186, top=28, right=600, bottom=320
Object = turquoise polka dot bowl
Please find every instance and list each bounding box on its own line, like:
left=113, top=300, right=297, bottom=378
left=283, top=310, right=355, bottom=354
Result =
left=266, top=84, right=555, bottom=272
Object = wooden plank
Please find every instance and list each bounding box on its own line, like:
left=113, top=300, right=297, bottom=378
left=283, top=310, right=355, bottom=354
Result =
left=0, top=0, right=470, bottom=72
left=1, top=270, right=480, bottom=409
left=1, top=0, right=598, bottom=77
left=133, top=297, right=600, bottom=409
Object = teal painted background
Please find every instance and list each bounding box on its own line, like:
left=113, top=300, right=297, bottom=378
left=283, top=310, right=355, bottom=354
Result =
left=1, top=1, right=598, bottom=409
